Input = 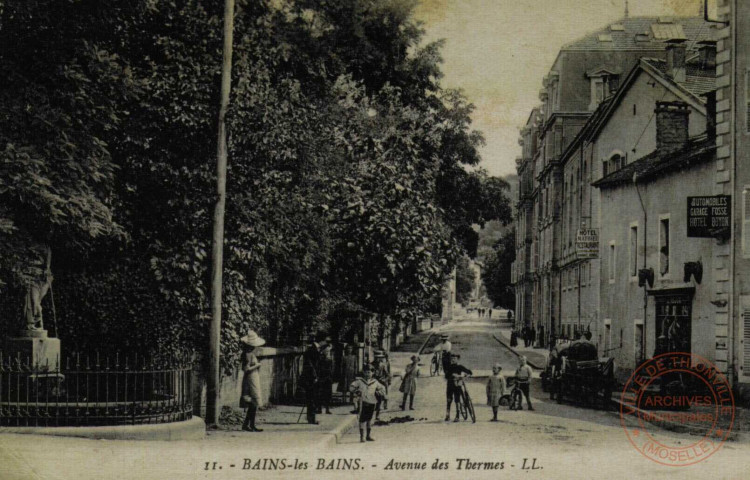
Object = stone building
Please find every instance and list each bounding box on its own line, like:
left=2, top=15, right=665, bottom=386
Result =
left=587, top=41, right=716, bottom=379
left=715, top=0, right=750, bottom=396
left=512, top=16, right=714, bottom=348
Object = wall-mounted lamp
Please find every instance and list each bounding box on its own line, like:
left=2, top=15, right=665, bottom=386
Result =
left=638, top=268, right=654, bottom=288
left=684, top=261, right=703, bottom=284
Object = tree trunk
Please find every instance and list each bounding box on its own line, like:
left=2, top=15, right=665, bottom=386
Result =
left=206, top=0, right=235, bottom=428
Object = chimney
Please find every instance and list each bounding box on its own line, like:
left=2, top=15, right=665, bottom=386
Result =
left=665, top=39, right=687, bottom=82
left=655, top=101, right=690, bottom=153
left=698, top=40, right=717, bottom=69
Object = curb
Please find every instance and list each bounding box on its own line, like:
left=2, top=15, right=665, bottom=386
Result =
left=0, top=416, right=206, bottom=441
left=317, top=413, right=360, bottom=447
left=492, top=334, right=544, bottom=370
left=611, top=397, right=749, bottom=443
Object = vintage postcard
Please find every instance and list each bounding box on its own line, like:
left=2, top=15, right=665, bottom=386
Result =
left=1, top=0, right=749, bottom=479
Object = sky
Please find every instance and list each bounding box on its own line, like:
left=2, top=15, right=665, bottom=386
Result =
left=413, top=0, right=705, bottom=178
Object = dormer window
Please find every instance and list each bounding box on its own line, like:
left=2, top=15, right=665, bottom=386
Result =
left=587, top=69, right=621, bottom=110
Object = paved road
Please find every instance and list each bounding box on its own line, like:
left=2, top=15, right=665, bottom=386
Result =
left=420, top=320, right=519, bottom=374
left=2, top=319, right=749, bottom=480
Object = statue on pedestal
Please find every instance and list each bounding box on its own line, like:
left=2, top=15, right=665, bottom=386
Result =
left=23, top=269, right=53, bottom=332
left=20, top=245, right=53, bottom=335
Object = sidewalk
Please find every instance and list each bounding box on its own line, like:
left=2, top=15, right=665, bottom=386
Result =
left=495, top=326, right=549, bottom=369
left=211, top=323, right=447, bottom=447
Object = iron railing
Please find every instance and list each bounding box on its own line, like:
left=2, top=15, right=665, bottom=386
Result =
left=0, top=352, right=193, bottom=427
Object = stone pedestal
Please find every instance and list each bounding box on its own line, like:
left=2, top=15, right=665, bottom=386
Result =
left=4, top=330, right=61, bottom=370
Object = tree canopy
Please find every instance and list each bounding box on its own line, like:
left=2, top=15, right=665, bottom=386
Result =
left=0, top=0, right=513, bottom=369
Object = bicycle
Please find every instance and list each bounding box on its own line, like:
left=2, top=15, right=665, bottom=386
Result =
left=453, top=374, right=476, bottom=423
left=430, top=351, right=442, bottom=376
left=506, top=376, right=524, bottom=411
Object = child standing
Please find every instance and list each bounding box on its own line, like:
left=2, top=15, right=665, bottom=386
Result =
left=399, top=355, right=420, bottom=410
left=486, top=363, right=506, bottom=421
left=349, top=364, right=386, bottom=443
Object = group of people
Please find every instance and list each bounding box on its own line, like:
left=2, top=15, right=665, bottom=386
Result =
left=433, top=333, right=534, bottom=423
left=475, top=308, right=492, bottom=318
left=509, top=326, right=536, bottom=348
left=300, top=338, right=367, bottom=426
left=237, top=329, right=536, bottom=439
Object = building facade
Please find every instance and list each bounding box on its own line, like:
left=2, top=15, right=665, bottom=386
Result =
left=717, top=0, right=750, bottom=395
left=512, top=16, right=715, bottom=349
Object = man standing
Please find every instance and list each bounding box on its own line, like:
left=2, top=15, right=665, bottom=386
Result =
left=300, top=341, right=320, bottom=424
left=514, top=356, right=534, bottom=411
left=435, top=333, right=452, bottom=374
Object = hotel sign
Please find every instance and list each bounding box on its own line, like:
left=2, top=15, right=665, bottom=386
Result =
left=576, top=229, right=599, bottom=259
left=687, top=195, right=730, bottom=238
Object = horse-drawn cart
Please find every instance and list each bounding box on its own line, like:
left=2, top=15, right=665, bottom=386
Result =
left=548, top=341, right=615, bottom=409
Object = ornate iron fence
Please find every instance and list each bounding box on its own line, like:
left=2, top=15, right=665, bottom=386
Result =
left=0, top=352, right=193, bottom=427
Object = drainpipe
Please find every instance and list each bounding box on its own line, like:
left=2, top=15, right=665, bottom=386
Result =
left=633, top=172, right=648, bottom=362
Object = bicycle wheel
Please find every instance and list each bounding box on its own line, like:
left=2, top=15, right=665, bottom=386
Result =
left=464, top=390, right=476, bottom=423
left=459, top=395, right=468, bottom=420
left=430, top=356, right=438, bottom=376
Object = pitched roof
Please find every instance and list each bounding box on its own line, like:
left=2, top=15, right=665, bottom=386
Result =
left=591, top=137, right=716, bottom=189
left=561, top=16, right=714, bottom=51
left=559, top=55, right=715, bottom=165
left=640, top=58, right=716, bottom=98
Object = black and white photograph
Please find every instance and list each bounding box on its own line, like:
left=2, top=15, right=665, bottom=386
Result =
left=1, top=0, right=750, bottom=478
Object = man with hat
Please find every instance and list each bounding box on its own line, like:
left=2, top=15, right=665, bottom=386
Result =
left=300, top=339, right=321, bottom=424
left=349, top=363, right=386, bottom=443
left=435, top=333, right=452, bottom=375
left=239, top=331, right=265, bottom=432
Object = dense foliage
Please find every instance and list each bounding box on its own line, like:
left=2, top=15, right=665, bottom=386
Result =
left=482, top=228, right=516, bottom=310
left=455, top=256, right=476, bottom=306
left=0, top=0, right=512, bottom=370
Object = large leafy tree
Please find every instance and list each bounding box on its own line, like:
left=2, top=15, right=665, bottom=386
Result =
left=0, top=0, right=128, bottom=332
left=0, top=0, right=513, bottom=370
left=455, top=256, right=476, bottom=306
left=482, top=229, right=516, bottom=310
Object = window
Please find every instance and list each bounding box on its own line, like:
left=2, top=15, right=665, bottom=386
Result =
left=660, top=216, right=670, bottom=276
left=609, top=241, right=616, bottom=283
left=634, top=320, right=644, bottom=364
left=743, top=187, right=750, bottom=259
left=630, top=224, right=638, bottom=278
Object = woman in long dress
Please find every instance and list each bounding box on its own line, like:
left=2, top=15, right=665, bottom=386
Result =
left=239, top=331, right=266, bottom=432
left=399, top=355, right=420, bottom=410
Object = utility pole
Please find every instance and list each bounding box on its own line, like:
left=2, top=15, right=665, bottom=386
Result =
left=207, top=0, right=235, bottom=427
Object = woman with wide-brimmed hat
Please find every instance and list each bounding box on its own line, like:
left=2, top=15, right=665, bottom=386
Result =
left=239, top=331, right=265, bottom=432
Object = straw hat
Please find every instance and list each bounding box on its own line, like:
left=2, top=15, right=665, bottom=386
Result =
left=240, top=331, right=266, bottom=347
left=440, top=333, right=450, bottom=340
left=374, top=350, right=386, bottom=358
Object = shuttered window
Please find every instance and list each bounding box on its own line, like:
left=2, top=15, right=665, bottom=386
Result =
left=741, top=296, right=750, bottom=382
left=743, top=188, right=750, bottom=258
